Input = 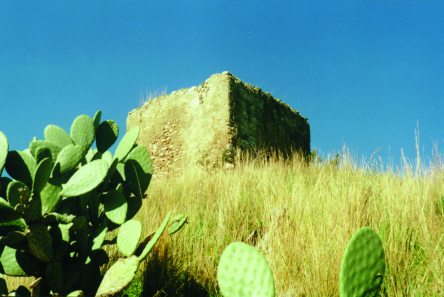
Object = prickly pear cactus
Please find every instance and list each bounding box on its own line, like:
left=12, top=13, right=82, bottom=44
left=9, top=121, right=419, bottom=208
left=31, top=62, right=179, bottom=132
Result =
left=339, top=227, right=386, bottom=297
left=217, top=242, right=275, bottom=297
left=0, top=112, right=186, bottom=296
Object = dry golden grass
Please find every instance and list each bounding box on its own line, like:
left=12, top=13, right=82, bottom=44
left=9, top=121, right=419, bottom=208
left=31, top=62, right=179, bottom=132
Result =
left=139, top=153, right=444, bottom=296
left=5, top=153, right=444, bottom=296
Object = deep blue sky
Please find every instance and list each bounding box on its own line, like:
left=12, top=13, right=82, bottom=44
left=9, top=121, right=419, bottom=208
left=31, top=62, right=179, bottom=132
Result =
left=0, top=1, right=443, bottom=168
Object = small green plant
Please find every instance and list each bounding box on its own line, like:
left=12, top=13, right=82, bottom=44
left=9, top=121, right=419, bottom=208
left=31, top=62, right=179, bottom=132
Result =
left=217, top=227, right=385, bottom=297
left=0, top=112, right=183, bottom=296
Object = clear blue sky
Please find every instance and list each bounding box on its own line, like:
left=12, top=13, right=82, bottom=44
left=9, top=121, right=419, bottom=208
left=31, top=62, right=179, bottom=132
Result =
left=0, top=1, right=443, bottom=168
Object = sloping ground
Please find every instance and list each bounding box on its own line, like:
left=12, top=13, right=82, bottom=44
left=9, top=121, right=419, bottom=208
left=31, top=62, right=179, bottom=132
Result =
left=137, top=159, right=444, bottom=296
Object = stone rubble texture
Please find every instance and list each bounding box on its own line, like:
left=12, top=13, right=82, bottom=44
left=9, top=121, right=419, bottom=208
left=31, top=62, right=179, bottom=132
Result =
left=127, top=71, right=310, bottom=176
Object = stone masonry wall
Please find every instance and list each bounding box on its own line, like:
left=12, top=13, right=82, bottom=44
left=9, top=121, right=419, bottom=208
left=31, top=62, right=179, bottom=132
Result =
left=127, top=72, right=310, bottom=176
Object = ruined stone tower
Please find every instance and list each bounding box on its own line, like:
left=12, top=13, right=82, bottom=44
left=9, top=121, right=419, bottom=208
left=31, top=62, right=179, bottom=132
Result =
left=127, top=72, right=310, bottom=176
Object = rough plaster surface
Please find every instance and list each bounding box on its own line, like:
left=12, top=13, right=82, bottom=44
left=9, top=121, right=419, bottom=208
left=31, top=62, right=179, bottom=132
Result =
left=127, top=72, right=310, bottom=176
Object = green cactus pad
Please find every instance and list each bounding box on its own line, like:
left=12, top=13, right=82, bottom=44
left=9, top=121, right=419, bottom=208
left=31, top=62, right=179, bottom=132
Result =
left=70, top=114, right=95, bottom=152
left=93, top=110, right=102, bottom=131
left=29, top=140, right=61, bottom=161
left=116, top=163, right=125, bottom=179
left=103, top=190, right=128, bottom=225
left=26, top=194, right=43, bottom=221
left=125, top=145, right=153, bottom=175
left=58, top=223, right=72, bottom=243
left=34, top=145, right=52, bottom=164
left=6, top=180, right=29, bottom=207
left=0, top=246, right=34, bottom=276
left=124, top=159, right=150, bottom=198
left=95, top=255, right=140, bottom=297
left=117, top=220, right=142, bottom=257
left=85, top=148, right=95, bottom=163
left=0, top=131, right=8, bottom=175
left=40, top=182, right=62, bottom=215
left=138, top=212, right=171, bottom=261
left=217, top=242, right=275, bottom=297
left=44, top=124, right=73, bottom=148
left=0, top=197, right=26, bottom=233
left=26, top=223, right=53, bottom=263
left=5, top=150, right=37, bottom=187
left=101, top=151, right=113, bottom=166
left=32, top=157, right=52, bottom=194
left=114, top=126, right=139, bottom=161
left=168, top=214, right=187, bottom=235
left=61, top=159, right=109, bottom=197
left=53, top=144, right=84, bottom=176
left=96, top=120, right=119, bottom=153
left=339, top=227, right=385, bottom=297
left=92, top=222, right=108, bottom=250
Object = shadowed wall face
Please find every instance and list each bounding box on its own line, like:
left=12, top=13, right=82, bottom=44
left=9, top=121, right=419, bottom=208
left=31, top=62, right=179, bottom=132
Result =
left=127, top=72, right=310, bottom=176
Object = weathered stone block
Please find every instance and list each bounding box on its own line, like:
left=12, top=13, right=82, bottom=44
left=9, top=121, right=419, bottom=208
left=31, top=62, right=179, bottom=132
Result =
left=127, top=72, right=310, bottom=175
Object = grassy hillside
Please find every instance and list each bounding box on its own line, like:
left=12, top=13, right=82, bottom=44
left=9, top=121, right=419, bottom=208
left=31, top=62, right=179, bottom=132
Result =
left=5, top=153, right=443, bottom=296
left=135, top=154, right=443, bottom=296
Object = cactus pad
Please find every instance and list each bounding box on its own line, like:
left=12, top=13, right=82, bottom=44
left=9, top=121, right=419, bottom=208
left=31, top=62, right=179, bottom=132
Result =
left=339, top=227, right=385, bottom=297
left=217, top=242, right=275, bottom=297
left=95, top=255, right=140, bottom=297
left=125, top=145, right=152, bottom=175
left=0, top=246, right=34, bottom=276
left=70, top=114, right=95, bottom=151
left=101, top=151, right=113, bottom=166
left=0, top=197, right=27, bottom=233
left=138, top=212, right=171, bottom=261
left=168, top=214, right=187, bottom=235
left=92, top=222, right=108, bottom=250
left=124, top=159, right=150, bottom=198
left=93, top=110, right=102, bottom=131
left=26, top=224, right=53, bottom=263
left=40, top=182, right=62, bottom=214
left=6, top=180, right=29, bottom=207
left=29, top=140, right=61, bottom=161
left=96, top=120, right=119, bottom=152
left=34, top=145, right=53, bottom=163
left=103, top=190, right=128, bottom=225
left=0, top=131, right=8, bottom=175
left=117, top=220, right=142, bottom=257
left=114, top=126, right=139, bottom=161
left=32, top=157, right=52, bottom=194
left=53, top=144, right=84, bottom=176
left=44, top=124, right=73, bottom=149
left=5, top=150, right=37, bottom=187
left=61, top=159, right=109, bottom=197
